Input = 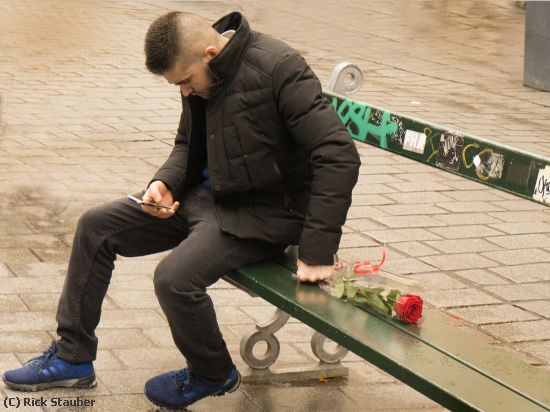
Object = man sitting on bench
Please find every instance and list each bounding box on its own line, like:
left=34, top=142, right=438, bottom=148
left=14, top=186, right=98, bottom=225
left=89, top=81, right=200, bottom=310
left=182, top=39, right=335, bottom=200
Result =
left=2, top=11, right=360, bottom=409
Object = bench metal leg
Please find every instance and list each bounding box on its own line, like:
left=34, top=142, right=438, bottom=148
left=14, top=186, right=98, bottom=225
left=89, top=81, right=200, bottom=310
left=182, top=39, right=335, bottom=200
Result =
left=240, top=308, right=290, bottom=369
left=239, top=307, right=349, bottom=383
left=311, top=331, right=349, bottom=364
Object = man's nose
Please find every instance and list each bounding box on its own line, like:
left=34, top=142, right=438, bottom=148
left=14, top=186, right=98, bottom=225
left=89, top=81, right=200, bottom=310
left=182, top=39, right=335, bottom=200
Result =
left=180, top=85, right=193, bottom=96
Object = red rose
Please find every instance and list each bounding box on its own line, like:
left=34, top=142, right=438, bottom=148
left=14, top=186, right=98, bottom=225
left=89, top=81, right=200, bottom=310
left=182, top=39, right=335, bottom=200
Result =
left=394, top=294, right=423, bottom=324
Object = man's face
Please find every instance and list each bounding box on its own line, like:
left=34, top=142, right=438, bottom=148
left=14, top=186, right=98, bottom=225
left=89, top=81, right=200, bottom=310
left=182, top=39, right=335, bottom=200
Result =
left=163, top=60, right=213, bottom=99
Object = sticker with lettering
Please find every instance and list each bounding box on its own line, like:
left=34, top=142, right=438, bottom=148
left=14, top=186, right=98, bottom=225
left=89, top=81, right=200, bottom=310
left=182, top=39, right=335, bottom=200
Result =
left=533, top=165, right=550, bottom=204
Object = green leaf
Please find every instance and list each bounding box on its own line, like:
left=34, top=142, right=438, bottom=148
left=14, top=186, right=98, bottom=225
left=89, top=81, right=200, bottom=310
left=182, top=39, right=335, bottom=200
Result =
left=334, top=282, right=345, bottom=298
left=386, top=289, right=401, bottom=303
left=365, top=292, right=391, bottom=316
left=346, top=284, right=357, bottom=299
left=383, top=300, right=394, bottom=316
left=366, top=287, right=385, bottom=295
left=361, top=288, right=375, bottom=298
left=351, top=296, right=368, bottom=304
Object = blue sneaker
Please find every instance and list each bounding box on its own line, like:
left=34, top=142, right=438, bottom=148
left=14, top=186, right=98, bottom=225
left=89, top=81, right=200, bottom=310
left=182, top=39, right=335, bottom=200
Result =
left=2, top=342, right=96, bottom=392
left=144, top=367, right=241, bottom=409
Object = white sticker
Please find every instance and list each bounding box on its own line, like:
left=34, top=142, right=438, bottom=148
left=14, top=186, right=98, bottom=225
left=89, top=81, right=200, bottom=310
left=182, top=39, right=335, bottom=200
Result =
left=403, top=130, right=427, bottom=154
left=533, top=165, right=550, bottom=204
left=476, top=152, right=504, bottom=180
left=473, top=155, right=481, bottom=167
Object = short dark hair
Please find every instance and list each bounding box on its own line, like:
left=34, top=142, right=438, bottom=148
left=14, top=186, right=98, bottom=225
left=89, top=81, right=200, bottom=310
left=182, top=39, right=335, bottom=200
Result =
left=144, top=12, right=180, bottom=74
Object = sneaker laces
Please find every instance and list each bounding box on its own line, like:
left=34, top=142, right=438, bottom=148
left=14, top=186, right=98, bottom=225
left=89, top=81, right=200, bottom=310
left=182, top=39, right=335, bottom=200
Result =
left=173, top=368, right=193, bottom=391
left=27, top=342, right=58, bottom=369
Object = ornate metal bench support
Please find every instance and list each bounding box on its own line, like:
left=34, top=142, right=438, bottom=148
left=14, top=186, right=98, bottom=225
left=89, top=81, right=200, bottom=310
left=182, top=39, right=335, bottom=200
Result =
left=311, top=331, right=349, bottom=363
left=238, top=307, right=349, bottom=383
left=240, top=308, right=290, bottom=369
left=239, top=310, right=348, bottom=369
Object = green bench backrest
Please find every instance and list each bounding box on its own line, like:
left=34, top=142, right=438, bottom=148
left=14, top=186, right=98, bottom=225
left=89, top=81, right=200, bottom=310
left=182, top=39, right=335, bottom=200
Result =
left=323, top=91, right=550, bottom=206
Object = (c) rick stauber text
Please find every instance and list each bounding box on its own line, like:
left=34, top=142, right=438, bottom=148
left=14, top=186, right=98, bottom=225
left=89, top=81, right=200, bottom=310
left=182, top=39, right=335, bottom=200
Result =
left=3, top=396, right=96, bottom=408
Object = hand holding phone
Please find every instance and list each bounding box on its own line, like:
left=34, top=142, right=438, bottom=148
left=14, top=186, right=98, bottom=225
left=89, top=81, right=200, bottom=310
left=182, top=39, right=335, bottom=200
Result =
left=128, top=195, right=173, bottom=210
left=135, top=180, right=180, bottom=219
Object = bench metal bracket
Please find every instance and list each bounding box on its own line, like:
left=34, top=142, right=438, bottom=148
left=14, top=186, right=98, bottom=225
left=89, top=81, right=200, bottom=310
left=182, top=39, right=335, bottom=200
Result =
left=237, top=306, right=349, bottom=383
left=239, top=308, right=290, bottom=369
left=327, top=62, right=364, bottom=95
left=239, top=308, right=349, bottom=370
left=311, top=331, right=349, bottom=363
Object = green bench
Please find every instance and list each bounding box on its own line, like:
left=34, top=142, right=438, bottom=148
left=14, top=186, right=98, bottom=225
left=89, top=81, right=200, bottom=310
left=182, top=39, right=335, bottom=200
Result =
left=223, top=64, right=550, bottom=411
left=224, top=247, right=550, bottom=412
left=224, top=63, right=550, bottom=412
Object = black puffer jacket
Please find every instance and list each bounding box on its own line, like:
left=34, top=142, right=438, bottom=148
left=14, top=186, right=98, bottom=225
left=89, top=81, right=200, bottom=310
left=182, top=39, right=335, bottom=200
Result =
left=152, top=12, right=360, bottom=265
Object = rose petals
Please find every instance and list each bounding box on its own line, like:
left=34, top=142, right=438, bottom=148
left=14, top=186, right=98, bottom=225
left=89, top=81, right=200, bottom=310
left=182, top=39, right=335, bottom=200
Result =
left=394, top=294, right=423, bottom=324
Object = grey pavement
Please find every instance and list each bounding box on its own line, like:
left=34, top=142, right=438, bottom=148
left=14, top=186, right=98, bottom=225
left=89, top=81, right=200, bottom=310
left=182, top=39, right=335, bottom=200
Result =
left=0, top=0, right=549, bottom=411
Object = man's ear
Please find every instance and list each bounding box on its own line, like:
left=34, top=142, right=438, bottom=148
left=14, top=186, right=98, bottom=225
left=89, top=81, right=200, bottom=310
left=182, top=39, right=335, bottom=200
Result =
left=203, top=46, right=219, bottom=62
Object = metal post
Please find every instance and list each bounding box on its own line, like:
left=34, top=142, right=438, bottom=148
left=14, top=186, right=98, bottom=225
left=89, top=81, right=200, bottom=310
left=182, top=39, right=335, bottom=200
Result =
left=524, top=2, right=550, bottom=91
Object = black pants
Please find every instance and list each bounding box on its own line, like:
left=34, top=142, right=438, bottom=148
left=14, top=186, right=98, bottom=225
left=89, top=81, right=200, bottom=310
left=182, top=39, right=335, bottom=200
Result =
left=55, top=185, right=285, bottom=383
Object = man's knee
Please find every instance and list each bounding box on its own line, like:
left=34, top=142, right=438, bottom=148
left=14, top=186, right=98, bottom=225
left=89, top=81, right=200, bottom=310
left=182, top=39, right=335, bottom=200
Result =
left=153, top=257, right=202, bottom=301
left=75, top=205, right=109, bottom=237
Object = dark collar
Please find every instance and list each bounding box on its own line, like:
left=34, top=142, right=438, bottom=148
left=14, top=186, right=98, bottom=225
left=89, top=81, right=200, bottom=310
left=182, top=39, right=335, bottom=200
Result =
left=208, top=12, right=254, bottom=81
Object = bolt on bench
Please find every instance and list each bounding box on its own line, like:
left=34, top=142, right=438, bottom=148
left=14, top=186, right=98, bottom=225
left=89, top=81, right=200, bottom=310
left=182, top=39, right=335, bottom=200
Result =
left=223, top=64, right=550, bottom=412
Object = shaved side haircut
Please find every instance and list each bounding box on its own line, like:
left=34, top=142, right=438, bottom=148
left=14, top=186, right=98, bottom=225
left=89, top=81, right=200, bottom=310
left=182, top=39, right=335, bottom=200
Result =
left=144, top=12, right=221, bottom=75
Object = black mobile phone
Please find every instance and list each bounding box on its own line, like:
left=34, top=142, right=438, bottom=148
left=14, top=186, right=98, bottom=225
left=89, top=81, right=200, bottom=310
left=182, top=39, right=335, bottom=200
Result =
left=127, top=195, right=173, bottom=210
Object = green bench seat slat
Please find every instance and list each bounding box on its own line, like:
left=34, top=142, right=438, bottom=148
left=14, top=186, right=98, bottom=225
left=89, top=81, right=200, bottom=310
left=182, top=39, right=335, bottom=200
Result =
left=227, top=261, right=550, bottom=412
left=273, top=252, right=550, bottom=409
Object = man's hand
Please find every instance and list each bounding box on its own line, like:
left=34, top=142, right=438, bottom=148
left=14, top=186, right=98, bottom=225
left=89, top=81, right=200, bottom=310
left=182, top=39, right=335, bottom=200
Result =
left=142, top=180, right=180, bottom=218
left=295, top=259, right=334, bottom=283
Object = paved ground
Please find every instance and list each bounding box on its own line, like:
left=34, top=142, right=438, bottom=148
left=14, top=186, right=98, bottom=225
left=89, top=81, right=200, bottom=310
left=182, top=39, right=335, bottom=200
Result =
left=0, top=0, right=549, bottom=411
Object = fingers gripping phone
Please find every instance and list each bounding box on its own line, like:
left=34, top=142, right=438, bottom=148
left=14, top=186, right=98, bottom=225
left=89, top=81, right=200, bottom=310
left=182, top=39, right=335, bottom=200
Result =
left=127, top=195, right=173, bottom=210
